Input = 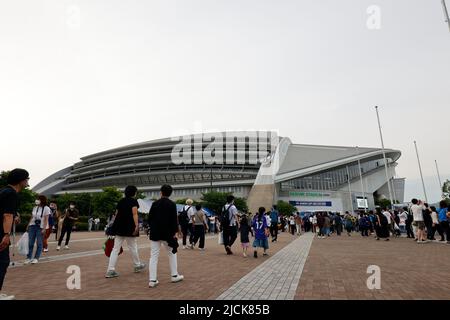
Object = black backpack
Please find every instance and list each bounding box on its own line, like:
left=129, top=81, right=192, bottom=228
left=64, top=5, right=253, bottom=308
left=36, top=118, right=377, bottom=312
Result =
left=220, top=205, right=233, bottom=227
left=178, top=206, right=191, bottom=225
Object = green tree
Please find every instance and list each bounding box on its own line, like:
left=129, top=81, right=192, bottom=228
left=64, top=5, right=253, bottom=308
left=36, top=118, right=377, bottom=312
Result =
left=200, top=191, right=247, bottom=214
left=276, top=200, right=297, bottom=216
left=91, top=187, right=123, bottom=219
left=54, top=193, right=77, bottom=214
left=442, top=179, right=450, bottom=199
left=375, top=198, right=392, bottom=209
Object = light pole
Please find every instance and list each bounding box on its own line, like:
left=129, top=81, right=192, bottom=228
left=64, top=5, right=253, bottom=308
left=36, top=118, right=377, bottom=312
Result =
left=442, top=0, right=450, bottom=32
left=356, top=146, right=367, bottom=212
left=435, top=160, right=444, bottom=198
left=346, top=165, right=354, bottom=213
left=375, top=106, right=394, bottom=208
left=414, top=140, right=428, bottom=203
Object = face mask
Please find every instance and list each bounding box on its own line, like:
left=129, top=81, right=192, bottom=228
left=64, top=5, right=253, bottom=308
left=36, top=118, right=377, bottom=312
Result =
left=70, top=205, right=75, bottom=210
left=35, top=200, right=41, bottom=206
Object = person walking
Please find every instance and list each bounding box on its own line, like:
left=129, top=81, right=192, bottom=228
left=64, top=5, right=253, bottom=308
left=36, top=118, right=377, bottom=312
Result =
left=438, top=200, right=450, bottom=243
left=410, top=199, right=427, bottom=243
left=344, top=212, right=353, bottom=236
left=317, top=213, right=325, bottom=238
left=105, top=186, right=146, bottom=278
left=289, top=215, right=296, bottom=235
left=0, top=169, right=29, bottom=300
left=405, top=206, right=415, bottom=239
left=239, top=214, right=253, bottom=257
left=177, top=201, right=191, bottom=249
left=359, top=213, right=368, bottom=237
left=88, top=216, right=93, bottom=232
left=375, top=208, right=389, bottom=241
left=221, top=195, right=239, bottom=255
left=182, top=199, right=195, bottom=249
left=323, top=213, right=331, bottom=237
left=57, top=202, right=79, bottom=250
left=252, top=207, right=269, bottom=258
left=310, top=214, right=317, bottom=233
left=423, top=204, right=433, bottom=240
left=191, top=204, right=208, bottom=250
left=24, top=195, right=51, bottom=264
left=269, top=206, right=279, bottom=242
left=398, top=208, right=407, bottom=234
left=43, top=201, right=57, bottom=253
left=334, top=213, right=343, bottom=236
left=294, top=214, right=302, bottom=236
left=429, top=206, right=442, bottom=241
left=147, top=185, right=184, bottom=288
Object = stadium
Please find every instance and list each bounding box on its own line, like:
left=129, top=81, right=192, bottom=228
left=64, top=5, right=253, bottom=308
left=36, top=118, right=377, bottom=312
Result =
left=34, top=131, right=404, bottom=214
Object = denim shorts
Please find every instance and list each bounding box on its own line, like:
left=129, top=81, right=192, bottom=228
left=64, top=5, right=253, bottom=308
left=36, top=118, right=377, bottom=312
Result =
left=253, top=238, right=269, bottom=249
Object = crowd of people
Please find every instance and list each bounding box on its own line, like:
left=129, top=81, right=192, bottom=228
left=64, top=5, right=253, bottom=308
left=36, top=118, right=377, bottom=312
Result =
left=1, top=168, right=450, bottom=300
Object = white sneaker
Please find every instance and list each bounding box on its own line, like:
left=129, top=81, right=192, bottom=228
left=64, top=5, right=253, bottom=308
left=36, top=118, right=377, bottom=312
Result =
left=0, top=293, right=15, bottom=300
left=171, top=274, right=184, bottom=283
left=182, top=246, right=187, bottom=249
left=31, top=259, right=39, bottom=264
left=56, top=246, right=61, bottom=251
left=64, top=245, right=70, bottom=250
left=23, top=259, right=32, bottom=265
left=43, top=248, right=49, bottom=253
left=149, top=280, right=159, bottom=288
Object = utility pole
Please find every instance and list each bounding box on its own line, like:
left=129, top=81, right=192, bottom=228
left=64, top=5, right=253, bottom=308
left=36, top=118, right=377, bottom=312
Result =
left=375, top=106, right=394, bottom=208
left=346, top=165, right=354, bottom=213
left=414, top=140, right=428, bottom=203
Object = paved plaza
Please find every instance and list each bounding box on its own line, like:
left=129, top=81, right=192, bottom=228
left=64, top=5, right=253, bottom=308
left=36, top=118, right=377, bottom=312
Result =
left=3, top=231, right=450, bottom=300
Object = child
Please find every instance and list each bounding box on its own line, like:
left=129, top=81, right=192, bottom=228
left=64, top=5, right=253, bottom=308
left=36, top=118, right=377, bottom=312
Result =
left=239, top=214, right=253, bottom=257
left=252, top=207, right=270, bottom=258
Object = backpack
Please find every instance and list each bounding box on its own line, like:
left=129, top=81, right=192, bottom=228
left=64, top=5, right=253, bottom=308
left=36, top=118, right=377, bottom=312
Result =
left=220, top=204, right=234, bottom=227
left=178, top=206, right=191, bottom=225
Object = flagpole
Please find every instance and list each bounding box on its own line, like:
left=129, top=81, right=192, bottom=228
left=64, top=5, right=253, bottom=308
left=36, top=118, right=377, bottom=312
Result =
left=414, top=140, right=428, bottom=203
left=442, top=0, right=450, bottom=32
left=375, top=106, right=394, bottom=208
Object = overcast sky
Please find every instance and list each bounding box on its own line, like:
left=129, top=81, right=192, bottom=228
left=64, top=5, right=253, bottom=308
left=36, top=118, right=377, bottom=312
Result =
left=1, top=0, right=449, bottom=203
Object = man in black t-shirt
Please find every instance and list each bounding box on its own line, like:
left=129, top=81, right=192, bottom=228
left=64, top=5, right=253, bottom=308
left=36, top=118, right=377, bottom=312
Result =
left=0, top=169, right=29, bottom=300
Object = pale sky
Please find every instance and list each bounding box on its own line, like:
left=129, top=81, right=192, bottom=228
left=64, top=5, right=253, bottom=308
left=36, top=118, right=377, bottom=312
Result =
left=1, top=0, right=449, bottom=203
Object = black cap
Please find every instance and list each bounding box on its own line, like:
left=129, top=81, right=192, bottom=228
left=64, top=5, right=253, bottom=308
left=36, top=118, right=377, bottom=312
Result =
left=7, top=169, right=30, bottom=185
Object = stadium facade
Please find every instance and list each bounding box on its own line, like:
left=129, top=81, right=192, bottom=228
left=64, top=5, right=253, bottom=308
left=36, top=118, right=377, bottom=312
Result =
left=34, top=131, right=404, bottom=214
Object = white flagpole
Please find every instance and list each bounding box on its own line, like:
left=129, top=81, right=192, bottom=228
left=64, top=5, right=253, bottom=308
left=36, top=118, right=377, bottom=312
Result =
left=375, top=106, right=394, bottom=207
left=414, top=140, right=428, bottom=203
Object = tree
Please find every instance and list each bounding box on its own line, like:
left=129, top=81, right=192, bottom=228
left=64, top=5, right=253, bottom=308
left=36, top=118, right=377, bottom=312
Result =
left=276, top=200, right=297, bottom=216
left=1, top=170, right=37, bottom=215
left=375, top=198, right=392, bottom=209
left=442, top=179, right=450, bottom=200
left=200, top=191, right=247, bottom=215
left=91, top=187, right=123, bottom=219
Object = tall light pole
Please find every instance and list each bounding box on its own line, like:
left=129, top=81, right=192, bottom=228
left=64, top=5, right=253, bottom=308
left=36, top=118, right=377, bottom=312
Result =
left=375, top=106, right=394, bottom=207
left=435, top=160, right=444, bottom=198
left=442, top=0, right=450, bottom=32
left=356, top=146, right=367, bottom=212
left=414, top=140, right=428, bottom=203
left=346, top=165, right=354, bottom=213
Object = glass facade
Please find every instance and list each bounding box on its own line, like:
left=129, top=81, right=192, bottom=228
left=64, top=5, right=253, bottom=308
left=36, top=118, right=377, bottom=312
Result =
left=280, top=158, right=394, bottom=191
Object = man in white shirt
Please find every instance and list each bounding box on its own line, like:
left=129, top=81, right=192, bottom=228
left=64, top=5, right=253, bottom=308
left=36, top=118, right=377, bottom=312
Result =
left=184, top=199, right=195, bottom=248
left=410, top=198, right=426, bottom=243
left=382, top=208, right=393, bottom=236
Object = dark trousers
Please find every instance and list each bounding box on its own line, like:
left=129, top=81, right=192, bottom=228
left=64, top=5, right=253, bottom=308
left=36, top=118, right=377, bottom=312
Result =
left=223, top=226, right=238, bottom=248
left=270, top=223, right=278, bottom=240
left=188, top=224, right=195, bottom=244
left=289, top=225, right=295, bottom=235
left=180, top=224, right=189, bottom=246
left=430, top=224, right=443, bottom=240
left=440, top=221, right=450, bottom=241
left=425, top=223, right=434, bottom=239
left=336, top=224, right=342, bottom=236
left=192, top=225, right=206, bottom=249
left=405, top=222, right=414, bottom=238
left=361, top=227, right=369, bottom=237
left=0, top=246, right=10, bottom=291
left=58, top=224, right=73, bottom=246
